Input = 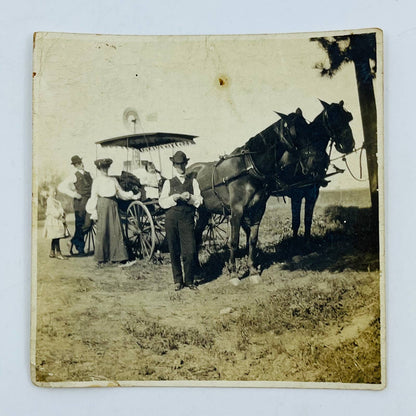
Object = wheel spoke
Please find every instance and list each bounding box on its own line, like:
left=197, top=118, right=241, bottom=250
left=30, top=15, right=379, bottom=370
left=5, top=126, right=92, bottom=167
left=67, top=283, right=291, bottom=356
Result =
left=126, top=201, right=156, bottom=260
left=215, top=227, right=227, bottom=236
left=202, top=214, right=229, bottom=250
left=142, top=238, right=152, bottom=253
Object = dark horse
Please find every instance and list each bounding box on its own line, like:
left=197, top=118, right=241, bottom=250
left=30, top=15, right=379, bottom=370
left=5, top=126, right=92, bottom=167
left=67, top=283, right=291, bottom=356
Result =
left=273, top=100, right=355, bottom=239
left=188, top=109, right=325, bottom=277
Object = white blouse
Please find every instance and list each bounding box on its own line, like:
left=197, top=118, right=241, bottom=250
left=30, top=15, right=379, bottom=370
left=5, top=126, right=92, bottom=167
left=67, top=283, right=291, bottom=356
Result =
left=86, top=175, right=134, bottom=217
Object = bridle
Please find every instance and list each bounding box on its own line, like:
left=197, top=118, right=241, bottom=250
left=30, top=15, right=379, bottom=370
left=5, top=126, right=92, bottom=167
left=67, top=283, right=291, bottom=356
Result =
left=245, top=116, right=306, bottom=180
left=321, top=107, right=354, bottom=154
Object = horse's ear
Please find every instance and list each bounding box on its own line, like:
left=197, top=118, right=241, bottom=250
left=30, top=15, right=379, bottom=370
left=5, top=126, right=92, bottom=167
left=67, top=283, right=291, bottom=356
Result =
left=339, top=100, right=344, bottom=107
left=274, top=111, right=287, bottom=120
left=295, top=108, right=303, bottom=116
left=319, top=99, right=330, bottom=109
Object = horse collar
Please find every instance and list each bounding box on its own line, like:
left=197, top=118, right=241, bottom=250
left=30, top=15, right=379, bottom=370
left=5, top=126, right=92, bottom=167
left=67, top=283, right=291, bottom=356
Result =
left=244, top=152, right=267, bottom=181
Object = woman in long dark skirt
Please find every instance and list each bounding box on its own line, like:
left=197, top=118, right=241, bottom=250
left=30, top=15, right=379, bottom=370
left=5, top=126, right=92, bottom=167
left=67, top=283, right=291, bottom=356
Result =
left=86, top=158, right=140, bottom=265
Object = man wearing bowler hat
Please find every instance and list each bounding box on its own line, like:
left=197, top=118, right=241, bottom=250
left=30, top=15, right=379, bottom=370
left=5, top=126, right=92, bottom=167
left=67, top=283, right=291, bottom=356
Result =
left=58, top=155, right=93, bottom=255
left=159, top=151, right=203, bottom=291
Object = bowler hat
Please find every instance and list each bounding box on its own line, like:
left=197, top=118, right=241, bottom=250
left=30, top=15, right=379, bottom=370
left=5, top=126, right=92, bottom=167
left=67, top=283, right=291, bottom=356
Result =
left=169, top=151, right=189, bottom=164
left=71, top=155, right=83, bottom=165
left=94, top=158, right=113, bottom=169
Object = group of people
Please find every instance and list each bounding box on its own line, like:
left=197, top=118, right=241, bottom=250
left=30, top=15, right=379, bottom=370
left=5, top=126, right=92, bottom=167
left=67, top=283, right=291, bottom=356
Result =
left=43, top=151, right=202, bottom=290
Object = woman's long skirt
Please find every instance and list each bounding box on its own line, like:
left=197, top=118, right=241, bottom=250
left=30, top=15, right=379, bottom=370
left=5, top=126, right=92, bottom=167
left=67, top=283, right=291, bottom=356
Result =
left=95, top=197, right=128, bottom=263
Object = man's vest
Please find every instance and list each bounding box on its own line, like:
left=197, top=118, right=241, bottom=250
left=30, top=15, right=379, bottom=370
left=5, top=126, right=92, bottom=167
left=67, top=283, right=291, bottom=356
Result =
left=168, top=175, right=195, bottom=214
left=74, top=171, right=93, bottom=198
left=73, top=171, right=93, bottom=213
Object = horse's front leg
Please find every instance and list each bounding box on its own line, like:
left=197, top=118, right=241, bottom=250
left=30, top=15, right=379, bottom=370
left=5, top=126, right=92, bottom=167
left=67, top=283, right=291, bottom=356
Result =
left=246, top=202, right=266, bottom=276
left=247, top=222, right=260, bottom=275
left=228, top=206, right=243, bottom=276
left=290, top=190, right=302, bottom=238
left=304, top=185, right=319, bottom=240
left=241, top=220, right=251, bottom=254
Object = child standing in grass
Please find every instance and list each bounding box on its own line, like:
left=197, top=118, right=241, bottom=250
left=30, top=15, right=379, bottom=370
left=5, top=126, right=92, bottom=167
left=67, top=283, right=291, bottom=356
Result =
left=43, top=186, right=68, bottom=260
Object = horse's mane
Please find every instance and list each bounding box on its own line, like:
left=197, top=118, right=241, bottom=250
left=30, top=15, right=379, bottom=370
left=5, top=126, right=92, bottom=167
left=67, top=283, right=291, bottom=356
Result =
left=244, top=121, right=281, bottom=152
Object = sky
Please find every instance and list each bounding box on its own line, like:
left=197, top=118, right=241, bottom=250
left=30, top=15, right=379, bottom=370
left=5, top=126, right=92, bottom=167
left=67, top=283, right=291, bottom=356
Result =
left=33, top=30, right=383, bottom=191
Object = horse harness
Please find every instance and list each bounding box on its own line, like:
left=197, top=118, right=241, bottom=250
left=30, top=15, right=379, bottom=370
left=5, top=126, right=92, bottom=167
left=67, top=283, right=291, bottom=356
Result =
left=205, top=122, right=305, bottom=214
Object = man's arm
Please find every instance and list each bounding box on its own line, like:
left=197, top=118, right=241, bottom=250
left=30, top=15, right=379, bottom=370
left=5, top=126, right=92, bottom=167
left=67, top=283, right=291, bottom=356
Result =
left=58, top=174, right=81, bottom=199
left=159, top=180, right=180, bottom=209
left=189, top=179, right=203, bottom=208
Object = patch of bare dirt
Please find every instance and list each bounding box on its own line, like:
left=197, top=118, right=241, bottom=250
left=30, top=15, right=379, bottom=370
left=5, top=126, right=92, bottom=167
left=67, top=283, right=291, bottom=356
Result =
left=33, top=203, right=382, bottom=385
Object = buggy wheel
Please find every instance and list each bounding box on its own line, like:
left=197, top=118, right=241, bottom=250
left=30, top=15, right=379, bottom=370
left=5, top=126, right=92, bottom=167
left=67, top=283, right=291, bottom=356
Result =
left=126, top=201, right=156, bottom=260
left=152, top=208, right=166, bottom=250
left=83, top=221, right=96, bottom=254
left=203, top=213, right=229, bottom=251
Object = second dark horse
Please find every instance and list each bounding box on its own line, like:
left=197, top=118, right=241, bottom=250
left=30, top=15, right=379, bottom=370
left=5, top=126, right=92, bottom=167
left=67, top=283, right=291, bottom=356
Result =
left=275, top=100, right=355, bottom=239
left=188, top=109, right=323, bottom=278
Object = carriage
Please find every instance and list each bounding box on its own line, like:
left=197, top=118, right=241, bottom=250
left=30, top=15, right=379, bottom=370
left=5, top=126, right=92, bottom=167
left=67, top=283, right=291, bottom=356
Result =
left=84, top=101, right=354, bottom=275
left=83, top=132, right=198, bottom=260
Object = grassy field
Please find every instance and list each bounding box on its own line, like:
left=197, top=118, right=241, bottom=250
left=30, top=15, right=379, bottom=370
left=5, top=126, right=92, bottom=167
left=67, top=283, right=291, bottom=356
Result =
left=32, top=189, right=382, bottom=386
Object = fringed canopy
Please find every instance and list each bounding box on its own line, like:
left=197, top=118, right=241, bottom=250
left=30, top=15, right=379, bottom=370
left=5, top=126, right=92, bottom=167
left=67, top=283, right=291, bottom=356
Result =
left=96, top=132, right=197, bottom=152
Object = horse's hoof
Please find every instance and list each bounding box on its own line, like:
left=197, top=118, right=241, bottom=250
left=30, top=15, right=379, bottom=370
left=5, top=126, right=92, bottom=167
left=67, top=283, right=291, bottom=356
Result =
left=249, top=274, right=262, bottom=284
left=229, top=277, right=241, bottom=286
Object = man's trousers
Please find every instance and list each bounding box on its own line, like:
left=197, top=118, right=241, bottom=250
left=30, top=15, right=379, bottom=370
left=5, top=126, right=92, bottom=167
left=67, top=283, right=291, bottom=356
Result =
left=165, top=208, right=196, bottom=285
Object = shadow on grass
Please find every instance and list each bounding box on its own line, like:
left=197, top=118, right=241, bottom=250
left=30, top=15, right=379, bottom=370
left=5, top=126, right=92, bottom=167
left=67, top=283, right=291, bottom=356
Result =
left=258, top=206, right=380, bottom=273
left=197, top=206, right=380, bottom=280
left=196, top=248, right=230, bottom=285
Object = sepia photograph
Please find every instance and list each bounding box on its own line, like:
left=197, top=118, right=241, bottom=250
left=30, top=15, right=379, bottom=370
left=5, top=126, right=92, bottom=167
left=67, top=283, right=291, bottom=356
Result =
left=31, top=29, right=384, bottom=388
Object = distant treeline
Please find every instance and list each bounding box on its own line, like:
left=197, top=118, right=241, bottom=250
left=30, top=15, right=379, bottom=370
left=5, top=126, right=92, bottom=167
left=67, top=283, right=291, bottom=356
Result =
left=268, top=188, right=371, bottom=209
left=317, top=188, right=371, bottom=208
left=37, top=175, right=74, bottom=220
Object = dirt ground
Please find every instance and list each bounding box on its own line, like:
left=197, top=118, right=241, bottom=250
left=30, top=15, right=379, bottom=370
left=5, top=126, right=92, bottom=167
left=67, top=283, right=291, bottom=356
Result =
left=32, top=195, right=382, bottom=385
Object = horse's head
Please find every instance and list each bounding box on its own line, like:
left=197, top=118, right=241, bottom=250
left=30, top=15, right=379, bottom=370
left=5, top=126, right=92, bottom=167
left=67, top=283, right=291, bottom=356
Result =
left=319, top=99, right=355, bottom=154
left=275, top=108, right=309, bottom=151
left=275, top=108, right=332, bottom=180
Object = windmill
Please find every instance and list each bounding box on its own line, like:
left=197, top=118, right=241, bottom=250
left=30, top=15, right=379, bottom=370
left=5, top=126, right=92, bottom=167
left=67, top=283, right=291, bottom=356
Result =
left=123, top=108, right=140, bottom=170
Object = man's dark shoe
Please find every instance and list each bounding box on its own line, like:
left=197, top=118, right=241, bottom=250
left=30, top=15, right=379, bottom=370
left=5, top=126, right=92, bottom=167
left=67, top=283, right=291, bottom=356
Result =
left=174, top=283, right=183, bottom=291
left=72, top=251, right=87, bottom=257
left=184, top=283, right=198, bottom=290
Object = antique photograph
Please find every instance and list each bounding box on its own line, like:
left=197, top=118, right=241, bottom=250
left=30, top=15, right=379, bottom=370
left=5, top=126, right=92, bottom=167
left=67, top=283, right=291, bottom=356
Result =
left=31, top=29, right=384, bottom=388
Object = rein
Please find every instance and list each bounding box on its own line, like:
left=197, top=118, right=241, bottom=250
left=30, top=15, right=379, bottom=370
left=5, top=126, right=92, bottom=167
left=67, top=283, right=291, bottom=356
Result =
left=329, top=146, right=365, bottom=183
left=342, top=155, right=367, bottom=182
left=270, top=168, right=344, bottom=197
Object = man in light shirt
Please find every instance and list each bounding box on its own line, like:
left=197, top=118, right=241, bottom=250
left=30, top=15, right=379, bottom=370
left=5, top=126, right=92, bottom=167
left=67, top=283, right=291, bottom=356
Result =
left=58, top=155, right=92, bottom=256
left=159, top=151, right=203, bottom=291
